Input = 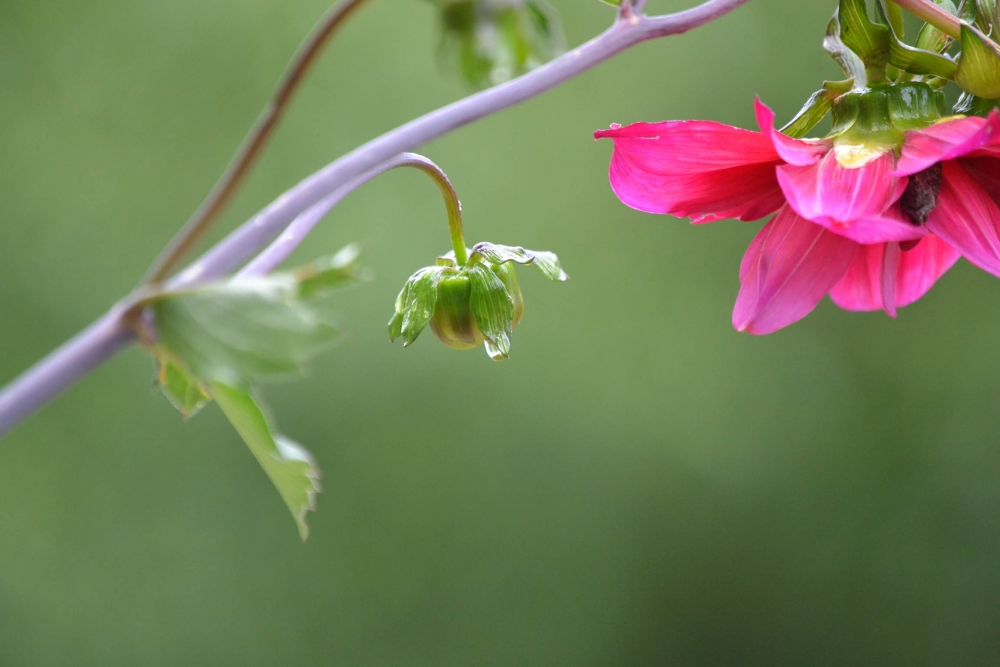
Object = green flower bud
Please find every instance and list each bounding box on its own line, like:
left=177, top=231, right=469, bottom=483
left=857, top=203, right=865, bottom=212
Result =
left=388, top=242, right=566, bottom=360
left=429, top=271, right=484, bottom=350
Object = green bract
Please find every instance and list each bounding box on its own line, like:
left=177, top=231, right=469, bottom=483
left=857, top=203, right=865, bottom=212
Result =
left=388, top=242, right=567, bottom=360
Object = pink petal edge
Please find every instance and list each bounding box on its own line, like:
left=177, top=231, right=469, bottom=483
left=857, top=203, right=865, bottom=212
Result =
left=733, top=206, right=858, bottom=335
left=753, top=97, right=831, bottom=167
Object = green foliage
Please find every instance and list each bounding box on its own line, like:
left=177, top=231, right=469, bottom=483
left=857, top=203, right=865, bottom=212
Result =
left=211, top=382, right=320, bottom=541
left=145, top=247, right=365, bottom=539
left=468, top=263, right=515, bottom=360
left=837, top=0, right=891, bottom=83
left=430, top=0, right=565, bottom=88
left=387, top=267, right=443, bottom=346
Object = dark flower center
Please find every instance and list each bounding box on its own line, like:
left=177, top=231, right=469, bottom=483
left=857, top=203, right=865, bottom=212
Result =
left=899, top=163, right=943, bottom=226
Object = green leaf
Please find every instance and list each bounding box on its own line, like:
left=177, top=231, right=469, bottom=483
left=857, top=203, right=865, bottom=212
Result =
left=151, top=276, right=340, bottom=387
left=155, top=358, right=211, bottom=419
left=469, top=242, right=569, bottom=281
left=388, top=267, right=443, bottom=346
left=294, top=244, right=368, bottom=299
left=211, top=382, right=320, bottom=541
left=976, top=0, right=999, bottom=31
left=838, top=0, right=891, bottom=82
left=956, top=23, right=1000, bottom=98
left=468, top=264, right=514, bottom=360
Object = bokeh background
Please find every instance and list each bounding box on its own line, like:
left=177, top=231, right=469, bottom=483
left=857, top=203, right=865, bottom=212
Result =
left=2, top=0, right=999, bottom=664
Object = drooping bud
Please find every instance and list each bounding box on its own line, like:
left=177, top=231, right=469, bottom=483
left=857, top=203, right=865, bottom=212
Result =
left=389, top=242, right=567, bottom=360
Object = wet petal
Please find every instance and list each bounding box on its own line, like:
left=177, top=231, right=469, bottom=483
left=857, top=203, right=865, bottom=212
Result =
left=894, top=112, right=1000, bottom=176
left=777, top=151, right=908, bottom=240
left=734, top=206, right=858, bottom=335
left=927, top=161, right=1000, bottom=277
left=596, top=119, right=786, bottom=221
left=829, top=236, right=958, bottom=315
left=754, top=98, right=832, bottom=166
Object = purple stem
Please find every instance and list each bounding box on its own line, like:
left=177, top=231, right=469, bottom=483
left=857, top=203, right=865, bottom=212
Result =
left=0, top=0, right=751, bottom=438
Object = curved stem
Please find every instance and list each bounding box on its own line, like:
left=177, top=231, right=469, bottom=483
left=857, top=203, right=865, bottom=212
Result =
left=141, top=0, right=373, bottom=285
left=174, top=0, right=752, bottom=287
left=0, top=0, right=751, bottom=437
left=239, top=153, right=465, bottom=277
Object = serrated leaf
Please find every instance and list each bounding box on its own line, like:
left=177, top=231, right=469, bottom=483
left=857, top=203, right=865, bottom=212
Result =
left=469, top=243, right=569, bottom=281
left=211, top=382, right=320, bottom=541
left=155, top=358, right=211, bottom=418
left=839, top=0, right=891, bottom=82
left=151, top=276, right=339, bottom=387
left=956, top=23, right=1000, bottom=98
left=468, top=264, right=514, bottom=360
left=294, top=244, right=368, bottom=299
left=388, top=267, right=442, bottom=346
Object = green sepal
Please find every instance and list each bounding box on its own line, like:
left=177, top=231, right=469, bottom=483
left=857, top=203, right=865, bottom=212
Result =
left=837, top=0, right=891, bottom=84
left=915, top=0, right=958, bottom=53
left=976, top=0, right=999, bottom=31
left=211, top=382, right=320, bottom=541
left=954, top=90, right=1000, bottom=114
left=598, top=0, right=621, bottom=5
left=468, top=242, right=569, bottom=281
left=825, top=12, right=870, bottom=85
left=388, top=267, right=444, bottom=346
left=872, top=0, right=957, bottom=79
left=955, top=23, right=1000, bottom=99
left=293, top=244, right=369, bottom=299
left=468, top=263, right=514, bottom=360
left=780, top=80, right=853, bottom=138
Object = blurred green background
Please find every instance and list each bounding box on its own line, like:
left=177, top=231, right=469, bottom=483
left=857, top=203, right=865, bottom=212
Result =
left=2, top=0, right=1000, bottom=664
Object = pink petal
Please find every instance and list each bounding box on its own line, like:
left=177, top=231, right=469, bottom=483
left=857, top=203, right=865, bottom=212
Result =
left=926, top=161, right=1000, bottom=277
left=777, top=151, right=909, bottom=241
left=594, top=120, right=779, bottom=172
left=599, top=121, right=785, bottom=221
left=829, top=236, right=958, bottom=315
left=733, top=206, right=858, bottom=335
left=958, top=155, right=1000, bottom=203
left=606, top=158, right=786, bottom=221
left=895, top=235, right=960, bottom=307
left=894, top=111, right=1000, bottom=176
left=812, top=204, right=928, bottom=244
left=754, top=98, right=832, bottom=166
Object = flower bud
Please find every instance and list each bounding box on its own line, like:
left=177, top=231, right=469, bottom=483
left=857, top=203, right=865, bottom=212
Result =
left=429, top=271, right=485, bottom=350
left=388, top=242, right=566, bottom=360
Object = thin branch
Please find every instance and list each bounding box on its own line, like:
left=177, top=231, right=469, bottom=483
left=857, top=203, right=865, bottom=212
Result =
left=0, top=0, right=752, bottom=438
left=238, top=153, right=465, bottom=277
left=141, top=0, right=373, bottom=285
left=174, top=0, right=752, bottom=287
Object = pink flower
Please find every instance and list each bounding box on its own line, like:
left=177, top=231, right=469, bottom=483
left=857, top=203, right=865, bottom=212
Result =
left=595, top=100, right=1000, bottom=334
